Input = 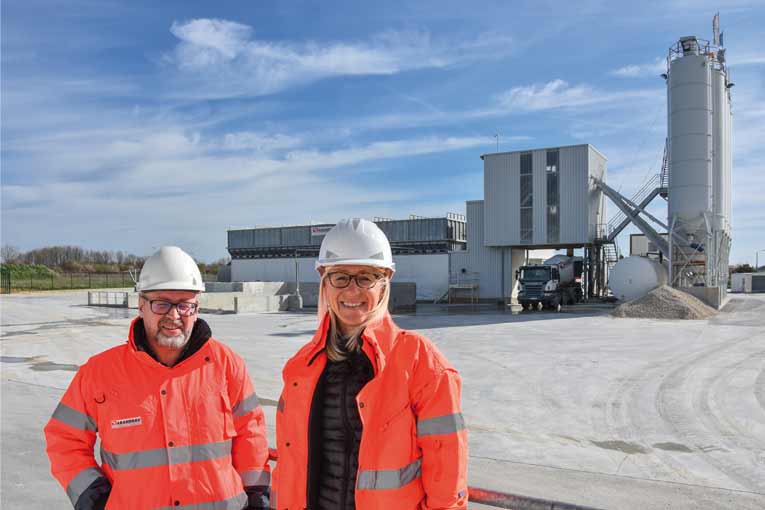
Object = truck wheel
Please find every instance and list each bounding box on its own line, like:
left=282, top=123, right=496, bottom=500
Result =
left=555, top=301, right=562, bottom=312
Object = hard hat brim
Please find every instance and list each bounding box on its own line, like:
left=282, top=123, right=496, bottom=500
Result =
left=136, top=281, right=205, bottom=293
left=315, top=259, right=396, bottom=273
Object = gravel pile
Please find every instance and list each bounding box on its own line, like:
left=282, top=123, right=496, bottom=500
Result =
left=611, top=285, right=717, bottom=320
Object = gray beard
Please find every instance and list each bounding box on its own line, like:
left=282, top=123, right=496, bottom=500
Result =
left=156, top=330, right=190, bottom=350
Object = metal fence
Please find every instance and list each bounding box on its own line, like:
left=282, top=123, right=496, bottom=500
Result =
left=1, top=272, right=218, bottom=293
left=1, top=268, right=10, bottom=294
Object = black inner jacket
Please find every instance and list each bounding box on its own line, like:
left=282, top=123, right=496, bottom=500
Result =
left=307, top=338, right=374, bottom=510
left=133, top=317, right=211, bottom=366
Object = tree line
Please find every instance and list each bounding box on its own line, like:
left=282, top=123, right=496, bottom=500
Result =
left=1, top=245, right=229, bottom=274
left=2, top=245, right=145, bottom=268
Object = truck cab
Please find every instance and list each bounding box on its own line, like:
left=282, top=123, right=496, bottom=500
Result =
left=517, top=265, right=561, bottom=311
left=517, top=255, right=583, bottom=311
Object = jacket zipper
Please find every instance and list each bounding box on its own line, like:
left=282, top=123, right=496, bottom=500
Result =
left=340, top=367, right=351, bottom=510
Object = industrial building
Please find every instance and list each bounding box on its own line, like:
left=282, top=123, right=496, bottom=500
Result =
left=229, top=215, right=466, bottom=300
left=228, top=144, right=607, bottom=303
left=450, top=144, right=608, bottom=301
left=731, top=273, right=765, bottom=293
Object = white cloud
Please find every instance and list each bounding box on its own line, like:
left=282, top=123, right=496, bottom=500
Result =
left=729, top=52, right=765, bottom=67
left=496, top=79, right=657, bottom=112
left=161, top=19, right=513, bottom=98
left=611, top=58, right=666, bottom=78
left=170, top=19, right=252, bottom=62
left=222, top=132, right=302, bottom=152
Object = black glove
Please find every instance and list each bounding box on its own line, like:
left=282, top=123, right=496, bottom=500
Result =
left=74, top=476, right=111, bottom=510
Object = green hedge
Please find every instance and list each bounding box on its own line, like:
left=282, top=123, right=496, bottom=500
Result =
left=0, top=263, right=59, bottom=278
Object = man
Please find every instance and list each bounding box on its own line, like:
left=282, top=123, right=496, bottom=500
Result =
left=44, top=246, right=270, bottom=510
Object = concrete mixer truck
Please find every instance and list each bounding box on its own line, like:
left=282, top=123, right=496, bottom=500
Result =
left=516, top=255, right=583, bottom=311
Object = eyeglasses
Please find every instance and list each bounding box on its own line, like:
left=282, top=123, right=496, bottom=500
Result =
left=326, top=272, right=385, bottom=289
left=142, top=298, right=198, bottom=317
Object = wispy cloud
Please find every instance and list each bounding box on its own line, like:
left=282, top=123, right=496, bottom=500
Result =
left=610, top=58, right=665, bottom=78
left=222, top=132, right=303, bottom=153
left=161, top=18, right=513, bottom=99
left=495, top=79, right=657, bottom=112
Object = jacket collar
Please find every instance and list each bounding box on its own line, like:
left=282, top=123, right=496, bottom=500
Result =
left=305, top=312, right=399, bottom=373
left=127, top=316, right=212, bottom=367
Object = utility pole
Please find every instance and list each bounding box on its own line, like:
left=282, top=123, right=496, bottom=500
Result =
left=756, top=249, right=765, bottom=272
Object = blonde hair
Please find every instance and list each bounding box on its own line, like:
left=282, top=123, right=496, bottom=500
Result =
left=320, top=270, right=391, bottom=362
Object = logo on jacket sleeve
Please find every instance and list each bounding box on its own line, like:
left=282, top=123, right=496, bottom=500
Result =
left=111, top=416, right=142, bottom=429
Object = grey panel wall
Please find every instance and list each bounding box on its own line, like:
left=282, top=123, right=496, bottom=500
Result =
left=451, top=200, right=503, bottom=299
left=484, top=153, right=520, bottom=245
left=587, top=147, right=607, bottom=240
left=228, top=230, right=254, bottom=249
left=252, top=228, right=281, bottom=247
left=559, top=146, right=587, bottom=243
left=281, top=226, right=311, bottom=247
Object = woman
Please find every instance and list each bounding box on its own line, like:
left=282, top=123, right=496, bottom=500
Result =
left=273, top=218, right=468, bottom=510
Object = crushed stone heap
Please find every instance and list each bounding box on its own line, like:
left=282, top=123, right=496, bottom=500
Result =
left=611, top=285, right=717, bottom=320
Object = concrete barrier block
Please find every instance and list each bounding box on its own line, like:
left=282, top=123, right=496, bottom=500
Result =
left=127, top=293, right=139, bottom=309
left=88, top=291, right=129, bottom=307
left=198, top=292, right=239, bottom=313
left=389, top=282, right=417, bottom=313
left=205, top=282, right=243, bottom=293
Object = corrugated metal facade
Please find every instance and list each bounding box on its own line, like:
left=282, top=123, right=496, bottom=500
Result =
left=449, top=200, right=527, bottom=300
left=450, top=201, right=503, bottom=298
left=228, top=217, right=465, bottom=259
left=483, top=144, right=606, bottom=247
left=587, top=147, right=607, bottom=240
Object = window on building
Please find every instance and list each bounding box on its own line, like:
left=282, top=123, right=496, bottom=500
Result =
left=520, top=153, right=533, bottom=242
left=546, top=150, right=559, bottom=244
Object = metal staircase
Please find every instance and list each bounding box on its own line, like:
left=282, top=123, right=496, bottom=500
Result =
left=602, top=242, right=619, bottom=270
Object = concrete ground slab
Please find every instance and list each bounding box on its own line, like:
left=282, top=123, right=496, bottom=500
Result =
left=1, top=291, right=764, bottom=509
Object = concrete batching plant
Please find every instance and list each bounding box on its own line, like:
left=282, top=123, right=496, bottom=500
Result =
left=598, top=15, right=732, bottom=308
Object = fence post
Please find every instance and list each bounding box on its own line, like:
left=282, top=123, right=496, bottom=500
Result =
left=70, top=273, right=73, bottom=289
left=89, top=273, right=92, bottom=288
left=51, top=273, right=54, bottom=289
left=31, top=275, right=33, bottom=290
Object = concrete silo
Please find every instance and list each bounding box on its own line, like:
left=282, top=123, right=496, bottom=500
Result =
left=666, top=21, right=732, bottom=307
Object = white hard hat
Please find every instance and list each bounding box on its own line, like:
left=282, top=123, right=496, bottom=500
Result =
left=136, top=246, right=205, bottom=292
left=316, top=218, right=395, bottom=272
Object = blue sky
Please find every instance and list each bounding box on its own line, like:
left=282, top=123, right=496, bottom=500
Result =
left=2, top=0, right=763, bottom=263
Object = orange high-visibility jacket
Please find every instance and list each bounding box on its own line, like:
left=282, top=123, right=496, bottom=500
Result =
left=273, top=312, right=468, bottom=510
left=44, top=317, right=270, bottom=509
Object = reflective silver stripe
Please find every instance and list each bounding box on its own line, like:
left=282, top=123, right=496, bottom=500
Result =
left=232, top=392, right=260, bottom=419
left=101, top=439, right=231, bottom=470
left=157, top=491, right=248, bottom=510
left=356, top=458, right=422, bottom=490
left=65, top=466, right=104, bottom=505
left=269, top=489, right=277, bottom=510
left=52, top=403, right=97, bottom=432
left=239, top=469, right=270, bottom=487
left=417, top=412, right=466, bottom=437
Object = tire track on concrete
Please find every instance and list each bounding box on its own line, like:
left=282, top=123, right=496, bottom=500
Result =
left=657, top=331, right=765, bottom=492
left=601, top=332, right=706, bottom=482
left=701, top=344, right=765, bottom=451
left=754, top=361, right=765, bottom=412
